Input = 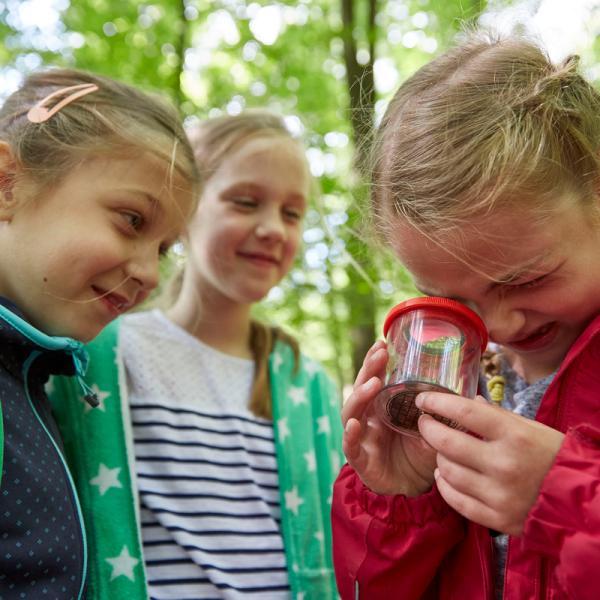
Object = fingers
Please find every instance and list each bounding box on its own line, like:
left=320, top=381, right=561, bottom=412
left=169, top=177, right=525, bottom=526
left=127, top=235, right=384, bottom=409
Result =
left=423, top=411, right=561, bottom=537
left=341, top=343, right=388, bottom=426
left=340, top=342, right=390, bottom=473
left=435, top=452, right=485, bottom=502
left=418, top=413, right=487, bottom=472
left=341, top=376, right=382, bottom=426
left=433, top=470, right=513, bottom=534
left=342, top=418, right=363, bottom=463
left=416, top=392, right=504, bottom=440
left=354, top=340, right=387, bottom=387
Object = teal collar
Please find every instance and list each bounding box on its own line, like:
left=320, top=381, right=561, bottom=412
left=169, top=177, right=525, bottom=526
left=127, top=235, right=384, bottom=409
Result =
left=0, top=303, right=98, bottom=407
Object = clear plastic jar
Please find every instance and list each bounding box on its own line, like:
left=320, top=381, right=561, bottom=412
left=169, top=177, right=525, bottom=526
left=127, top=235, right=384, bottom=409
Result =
left=374, top=297, right=488, bottom=437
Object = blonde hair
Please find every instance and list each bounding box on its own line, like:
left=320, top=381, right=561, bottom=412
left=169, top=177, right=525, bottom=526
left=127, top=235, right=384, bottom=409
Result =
left=187, top=110, right=295, bottom=180
left=371, top=31, right=600, bottom=237
left=184, top=110, right=303, bottom=419
left=0, top=68, right=200, bottom=198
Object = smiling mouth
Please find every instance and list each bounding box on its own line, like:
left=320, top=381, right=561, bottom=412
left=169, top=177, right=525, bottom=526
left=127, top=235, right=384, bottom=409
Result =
left=508, top=322, right=558, bottom=351
left=92, top=286, right=133, bottom=313
left=237, top=252, right=280, bottom=266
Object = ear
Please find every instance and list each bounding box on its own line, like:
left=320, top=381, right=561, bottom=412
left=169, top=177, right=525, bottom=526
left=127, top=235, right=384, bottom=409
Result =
left=0, top=142, right=19, bottom=221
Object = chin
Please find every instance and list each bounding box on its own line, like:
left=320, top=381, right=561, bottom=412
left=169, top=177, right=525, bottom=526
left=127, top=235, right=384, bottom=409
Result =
left=76, top=332, right=99, bottom=343
left=79, top=323, right=108, bottom=343
left=235, top=285, right=272, bottom=304
left=57, top=322, right=104, bottom=344
left=241, top=293, right=270, bottom=305
left=519, top=345, right=569, bottom=379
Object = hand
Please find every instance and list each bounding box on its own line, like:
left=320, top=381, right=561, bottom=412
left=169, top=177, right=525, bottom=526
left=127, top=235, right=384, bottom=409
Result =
left=416, top=392, right=565, bottom=536
left=342, top=341, right=437, bottom=496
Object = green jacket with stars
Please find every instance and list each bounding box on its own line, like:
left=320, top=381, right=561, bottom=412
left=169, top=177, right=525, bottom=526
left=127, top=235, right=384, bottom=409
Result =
left=49, top=317, right=344, bottom=600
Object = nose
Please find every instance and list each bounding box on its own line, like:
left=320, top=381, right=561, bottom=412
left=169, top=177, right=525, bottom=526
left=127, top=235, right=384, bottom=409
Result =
left=477, top=298, right=526, bottom=344
left=127, top=243, right=160, bottom=292
left=255, top=208, right=285, bottom=242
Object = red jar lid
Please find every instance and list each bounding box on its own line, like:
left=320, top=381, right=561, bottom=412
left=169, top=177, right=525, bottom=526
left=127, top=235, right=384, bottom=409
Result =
left=382, top=296, right=488, bottom=351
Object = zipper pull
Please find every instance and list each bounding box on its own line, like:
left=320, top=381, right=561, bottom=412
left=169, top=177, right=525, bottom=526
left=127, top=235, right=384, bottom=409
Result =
left=77, top=375, right=99, bottom=408
left=69, top=345, right=99, bottom=408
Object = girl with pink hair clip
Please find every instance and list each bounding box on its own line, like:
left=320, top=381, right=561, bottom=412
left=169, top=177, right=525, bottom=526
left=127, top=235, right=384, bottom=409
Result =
left=0, top=69, right=199, bottom=598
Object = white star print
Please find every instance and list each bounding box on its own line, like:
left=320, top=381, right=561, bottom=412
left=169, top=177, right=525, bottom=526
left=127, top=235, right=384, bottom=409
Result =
left=297, top=593, right=306, bottom=600
left=80, top=384, right=109, bottom=412
left=278, top=417, right=290, bottom=442
left=288, top=386, right=307, bottom=406
left=90, top=464, right=122, bottom=496
left=314, top=530, right=324, bottom=544
left=106, top=545, right=139, bottom=581
left=304, top=450, right=316, bottom=472
left=317, top=415, right=330, bottom=434
left=303, top=360, right=320, bottom=376
left=285, top=485, right=305, bottom=516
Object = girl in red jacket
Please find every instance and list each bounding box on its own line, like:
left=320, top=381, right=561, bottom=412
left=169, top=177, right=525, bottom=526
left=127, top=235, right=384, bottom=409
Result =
left=332, top=31, right=600, bottom=600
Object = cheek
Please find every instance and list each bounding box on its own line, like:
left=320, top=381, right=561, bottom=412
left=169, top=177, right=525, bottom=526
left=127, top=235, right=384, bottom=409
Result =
left=190, top=230, right=228, bottom=273
left=59, top=242, right=125, bottom=278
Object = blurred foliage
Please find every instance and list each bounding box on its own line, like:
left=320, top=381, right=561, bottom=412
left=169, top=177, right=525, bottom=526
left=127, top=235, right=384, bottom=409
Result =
left=0, top=0, right=534, bottom=387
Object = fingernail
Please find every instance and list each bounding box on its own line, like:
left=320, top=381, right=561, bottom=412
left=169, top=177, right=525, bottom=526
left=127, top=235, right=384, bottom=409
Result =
left=415, top=393, right=426, bottom=408
left=369, top=348, right=384, bottom=363
left=434, top=467, right=440, bottom=480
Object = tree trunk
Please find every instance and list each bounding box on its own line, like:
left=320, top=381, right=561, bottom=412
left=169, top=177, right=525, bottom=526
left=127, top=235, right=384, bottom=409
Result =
left=341, top=0, right=378, bottom=377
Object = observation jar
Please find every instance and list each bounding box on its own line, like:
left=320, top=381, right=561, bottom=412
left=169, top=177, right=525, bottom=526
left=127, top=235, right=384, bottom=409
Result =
left=374, top=297, right=488, bottom=437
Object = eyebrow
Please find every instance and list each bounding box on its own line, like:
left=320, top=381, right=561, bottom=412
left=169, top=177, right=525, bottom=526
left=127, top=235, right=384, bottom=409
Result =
left=120, top=187, right=161, bottom=205
left=143, top=191, right=162, bottom=207
left=122, top=189, right=166, bottom=225
left=225, top=181, right=307, bottom=204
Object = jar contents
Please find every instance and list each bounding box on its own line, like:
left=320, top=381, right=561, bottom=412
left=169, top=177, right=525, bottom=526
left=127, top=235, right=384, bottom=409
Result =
left=377, top=382, right=458, bottom=435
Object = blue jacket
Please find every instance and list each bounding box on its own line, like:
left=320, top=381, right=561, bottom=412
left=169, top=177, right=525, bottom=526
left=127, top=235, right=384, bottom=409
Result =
left=0, top=299, right=89, bottom=599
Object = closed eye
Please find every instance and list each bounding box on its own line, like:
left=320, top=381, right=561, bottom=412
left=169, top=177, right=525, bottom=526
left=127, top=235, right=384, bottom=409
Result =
left=283, top=207, right=302, bottom=222
left=231, top=197, right=258, bottom=209
left=508, top=274, right=548, bottom=290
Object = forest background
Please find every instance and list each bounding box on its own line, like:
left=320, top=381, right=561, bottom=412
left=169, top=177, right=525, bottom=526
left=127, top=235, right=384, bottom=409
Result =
left=2, top=0, right=600, bottom=391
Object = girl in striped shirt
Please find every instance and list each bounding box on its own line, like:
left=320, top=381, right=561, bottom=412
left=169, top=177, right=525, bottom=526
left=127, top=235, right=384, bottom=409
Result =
left=52, top=111, right=343, bottom=600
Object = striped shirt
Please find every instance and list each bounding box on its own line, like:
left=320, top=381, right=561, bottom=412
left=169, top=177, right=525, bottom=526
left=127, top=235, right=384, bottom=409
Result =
left=122, top=310, right=291, bottom=599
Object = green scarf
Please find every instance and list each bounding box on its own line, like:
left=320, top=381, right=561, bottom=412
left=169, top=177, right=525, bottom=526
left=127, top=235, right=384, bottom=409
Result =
left=50, top=318, right=343, bottom=599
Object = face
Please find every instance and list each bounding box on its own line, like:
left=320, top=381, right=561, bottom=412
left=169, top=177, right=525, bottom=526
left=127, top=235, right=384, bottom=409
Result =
left=388, top=197, right=600, bottom=379
left=185, top=135, right=309, bottom=306
left=0, top=153, right=194, bottom=341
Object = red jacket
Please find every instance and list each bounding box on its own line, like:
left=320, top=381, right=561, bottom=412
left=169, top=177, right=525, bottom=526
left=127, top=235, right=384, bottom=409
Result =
left=332, top=315, right=600, bottom=599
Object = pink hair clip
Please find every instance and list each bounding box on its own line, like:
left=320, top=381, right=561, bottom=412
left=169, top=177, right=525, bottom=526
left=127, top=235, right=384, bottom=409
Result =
left=26, top=83, right=99, bottom=123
